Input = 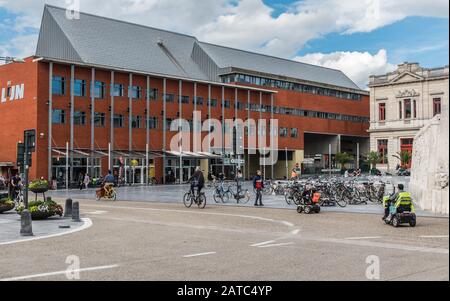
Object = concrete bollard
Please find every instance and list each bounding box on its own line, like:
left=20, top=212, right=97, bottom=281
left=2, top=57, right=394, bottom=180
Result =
left=72, top=201, right=81, bottom=222
left=64, top=199, right=73, bottom=218
left=20, top=209, right=34, bottom=237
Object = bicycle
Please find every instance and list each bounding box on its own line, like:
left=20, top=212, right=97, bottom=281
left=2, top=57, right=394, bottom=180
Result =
left=13, top=187, right=24, bottom=207
left=225, top=184, right=251, bottom=204
left=183, top=188, right=206, bottom=209
left=213, top=181, right=229, bottom=203
left=96, top=184, right=117, bottom=201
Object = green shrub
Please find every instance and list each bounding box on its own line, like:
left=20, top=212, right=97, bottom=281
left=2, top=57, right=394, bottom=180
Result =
left=29, top=179, right=49, bottom=190
left=0, top=198, right=14, bottom=206
left=16, top=198, right=63, bottom=217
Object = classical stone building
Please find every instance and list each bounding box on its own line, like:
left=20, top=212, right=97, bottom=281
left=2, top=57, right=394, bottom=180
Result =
left=368, top=63, right=449, bottom=172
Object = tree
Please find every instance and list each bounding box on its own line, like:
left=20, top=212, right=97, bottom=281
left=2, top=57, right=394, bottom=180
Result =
left=335, top=152, right=353, bottom=170
left=366, top=151, right=381, bottom=170
left=393, top=151, right=412, bottom=168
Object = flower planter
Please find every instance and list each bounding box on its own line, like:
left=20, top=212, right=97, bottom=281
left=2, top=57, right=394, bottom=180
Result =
left=30, top=211, right=54, bottom=220
left=29, top=187, right=49, bottom=194
left=0, top=203, right=14, bottom=214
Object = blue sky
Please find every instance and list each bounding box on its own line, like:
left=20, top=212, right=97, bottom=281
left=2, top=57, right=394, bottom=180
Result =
left=0, top=0, right=448, bottom=88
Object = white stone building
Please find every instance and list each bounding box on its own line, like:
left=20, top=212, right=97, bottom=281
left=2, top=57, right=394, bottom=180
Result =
left=368, top=63, right=449, bottom=172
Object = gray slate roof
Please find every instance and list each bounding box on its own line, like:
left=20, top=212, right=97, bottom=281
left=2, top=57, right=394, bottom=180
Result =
left=36, top=5, right=361, bottom=90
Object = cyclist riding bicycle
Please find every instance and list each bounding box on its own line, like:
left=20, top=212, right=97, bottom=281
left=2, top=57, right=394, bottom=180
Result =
left=10, top=174, right=22, bottom=200
left=189, top=167, right=205, bottom=197
left=102, top=170, right=115, bottom=196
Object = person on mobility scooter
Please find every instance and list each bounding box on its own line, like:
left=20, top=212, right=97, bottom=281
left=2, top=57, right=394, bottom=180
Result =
left=383, top=184, right=416, bottom=227
left=297, top=185, right=321, bottom=214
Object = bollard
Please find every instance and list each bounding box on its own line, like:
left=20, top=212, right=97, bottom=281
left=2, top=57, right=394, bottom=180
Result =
left=72, top=201, right=81, bottom=222
left=64, top=199, right=73, bottom=218
left=20, top=209, right=33, bottom=237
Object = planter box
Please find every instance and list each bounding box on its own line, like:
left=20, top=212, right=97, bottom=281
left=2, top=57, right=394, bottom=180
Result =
left=30, top=187, right=49, bottom=194
left=0, top=203, right=14, bottom=214
left=16, top=210, right=54, bottom=220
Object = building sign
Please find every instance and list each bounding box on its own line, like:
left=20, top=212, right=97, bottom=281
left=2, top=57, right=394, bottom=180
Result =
left=1, top=83, right=25, bottom=103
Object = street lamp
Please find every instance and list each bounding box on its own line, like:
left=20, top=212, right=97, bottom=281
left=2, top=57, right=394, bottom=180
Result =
left=0, top=56, right=25, bottom=64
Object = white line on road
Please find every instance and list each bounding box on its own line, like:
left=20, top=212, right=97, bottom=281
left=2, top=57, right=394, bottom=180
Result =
left=182, top=252, right=216, bottom=258
left=258, top=242, right=294, bottom=248
left=0, top=264, right=119, bottom=281
left=290, top=229, right=300, bottom=235
left=345, top=236, right=382, bottom=240
left=0, top=218, right=92, bottom=246
left=419, top=235, right=449, bottom=238
left=84, top=211, right=108, bottom=215
left=251, top=240, right=276, bottom=247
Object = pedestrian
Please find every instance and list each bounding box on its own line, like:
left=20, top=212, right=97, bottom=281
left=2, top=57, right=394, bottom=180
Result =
left=78, top=172, right=85, bottom=190
left=236, top=169, right=243, bottom=194
left=253, top=170, right=264, bottom=207
left=84, top=173, right=90, bottom=189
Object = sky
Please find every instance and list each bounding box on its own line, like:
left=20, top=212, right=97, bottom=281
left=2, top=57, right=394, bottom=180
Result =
left=0, top=0, right=448, bottom=89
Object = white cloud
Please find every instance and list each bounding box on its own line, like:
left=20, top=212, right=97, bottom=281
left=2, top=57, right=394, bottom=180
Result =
left=295, top=49, right=397, bottom=89
left=0, top=0, right=448, bottom=73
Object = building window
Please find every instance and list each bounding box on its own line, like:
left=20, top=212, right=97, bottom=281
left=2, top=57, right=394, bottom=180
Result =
left=74, top=79, right=86, bottom=97
left=222, top=100, right=231, bottom=108
left=433, top=98, right=442, bottom=116
left=165, top=118, right=173, bottom=129
left=399, top=101, right=403, bottom=119
left=404, top=99, right=412, bottom=119
left=149, top=89, right=158, bottom=101
left=147, top=117, right=158, bottom=129
left=52, top=76, right=65, bottom=95
left=377, top=139, right=388, bottom=164
left=52, top=109, right=66, bottom=124
left=279, top=127, right=288, bottom=137
left=209, top=99, right=217, bottom=107
left=131, top=115, right=142, bottom=128
left=112, top=84, right=124, bottom=97
left=379, top=103, right=386, bottom=121
left=113, top=114, right=124, bottom=128
left=130, top=86, right=141, bottom=99
left=180, top=96, right=189, bottom=104
left=94, top=112, right=105, bottom=127
left=193, top=96, right=204, bottom=105
left=94, top=81, right=105, bottom=99
left=291, top=128, right=298, bottom=138
left=164, top=94, right=174, bottom=102
left=73, top=111, right=86, bottom=125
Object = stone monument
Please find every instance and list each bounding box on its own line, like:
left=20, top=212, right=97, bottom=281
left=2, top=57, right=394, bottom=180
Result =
left=410, top=104, right=449, bottom=214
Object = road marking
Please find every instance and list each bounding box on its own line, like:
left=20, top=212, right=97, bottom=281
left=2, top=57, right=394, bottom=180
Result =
left=258, top=242, right=294, bottom=248
left=183, top=252, right=216, bottom=258
left=0, top=218, right=92, bottom=246
left=81, top=203, right=296, bottom=228
left=419, top=235, right=449, bottom=238
left=290, top=229, right=300, bottom=235
left=84, top=211, right=108, bottom=215
left=0, top=264, right=119, bottom=281
left=345, top=236, right=382, bottom=240
left=251, top=240, right=276, bottom=247
left=316, top=237, right=449, bottom=254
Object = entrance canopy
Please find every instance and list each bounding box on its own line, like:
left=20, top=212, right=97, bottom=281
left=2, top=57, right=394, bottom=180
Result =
left=52, top=149, right=107, bottom=159
left=164, top=151, right=221, bottom=159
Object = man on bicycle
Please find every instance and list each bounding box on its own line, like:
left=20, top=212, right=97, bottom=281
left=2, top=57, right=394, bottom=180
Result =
left=189, top=167, right=205, bottom=198
left=10, top=173, right=22, bottom=200
left=102, top=170, right=115, bottom=196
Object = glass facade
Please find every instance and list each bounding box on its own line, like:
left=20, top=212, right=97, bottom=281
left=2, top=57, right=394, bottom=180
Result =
left=222, top=74, right=362, bottom=101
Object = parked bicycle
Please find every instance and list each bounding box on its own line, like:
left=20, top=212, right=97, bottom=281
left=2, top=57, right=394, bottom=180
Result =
left=224, top=184, right=251, bottom=204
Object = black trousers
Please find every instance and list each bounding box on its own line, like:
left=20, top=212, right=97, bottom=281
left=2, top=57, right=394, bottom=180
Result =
left=255, top=189, right=263, bottom=205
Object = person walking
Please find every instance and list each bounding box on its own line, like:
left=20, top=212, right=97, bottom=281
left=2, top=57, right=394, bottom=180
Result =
left=253, top=170, right=264, bottom=207
left=78, top=172, right=85, bottom=190
left=84, top=173, right=91, bottom=189
left=236, top=169, right=243, bottom=194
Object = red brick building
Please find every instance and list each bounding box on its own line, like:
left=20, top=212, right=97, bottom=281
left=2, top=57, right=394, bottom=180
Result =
left=0, top=5, right=369, bottom=186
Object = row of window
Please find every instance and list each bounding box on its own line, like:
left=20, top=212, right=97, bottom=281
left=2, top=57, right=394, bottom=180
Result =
left=378, top=98, right=442, bottom=121
left=221, top=74, right=363, bottom=101
left=51, top=110, right=301, bottom=138
left=52, top=76, right=157, bottom=100
left=377, top=138, right=414, bottom=165
left=52, top=110, right=159, bottom=129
